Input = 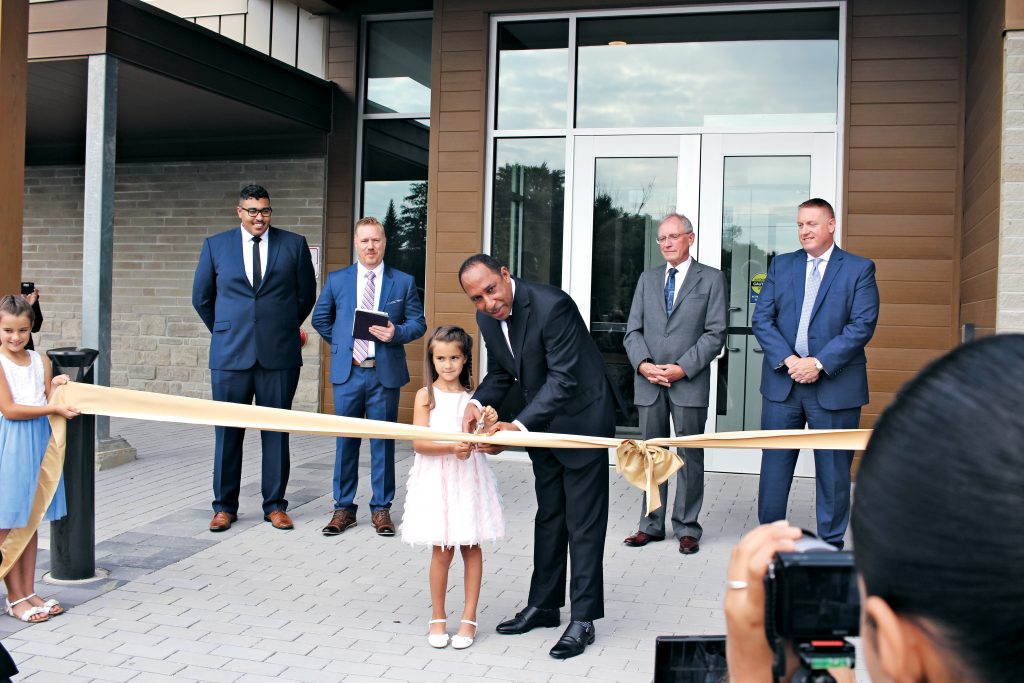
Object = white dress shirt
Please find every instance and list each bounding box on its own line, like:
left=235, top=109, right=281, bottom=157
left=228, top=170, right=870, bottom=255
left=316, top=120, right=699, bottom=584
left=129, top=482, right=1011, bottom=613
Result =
left=806, top=243, right=835, bottom=278
left=241, top=226, right=269, bottom=287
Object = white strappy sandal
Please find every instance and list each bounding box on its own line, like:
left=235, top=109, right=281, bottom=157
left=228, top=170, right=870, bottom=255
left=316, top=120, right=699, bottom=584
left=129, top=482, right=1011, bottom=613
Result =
left=427, top=618, right=449, bottom=648
left=451, top=619, right=477, bottom=650
left=4, top=595, right=49, bottom=624
left=31, top=593, right=64, bottom=617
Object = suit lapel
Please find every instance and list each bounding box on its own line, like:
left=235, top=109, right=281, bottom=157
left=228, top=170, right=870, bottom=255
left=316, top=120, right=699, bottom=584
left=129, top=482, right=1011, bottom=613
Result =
left=669, top=262, right=701, bottom=320
left=810, top=247, right=844, bottom=320
left=510, top=279, right=530, bottom=378
left=791, top=251, right=808, bottom=313
left=378, top=266, right=395, bottom=311
left=257, top=226, right=282, bottom=293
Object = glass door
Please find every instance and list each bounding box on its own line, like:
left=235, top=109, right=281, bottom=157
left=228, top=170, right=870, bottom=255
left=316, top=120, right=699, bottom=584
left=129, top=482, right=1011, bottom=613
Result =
left=569, top=135, right=701, bottom=434
left=700, top=133, right=837, bottom=475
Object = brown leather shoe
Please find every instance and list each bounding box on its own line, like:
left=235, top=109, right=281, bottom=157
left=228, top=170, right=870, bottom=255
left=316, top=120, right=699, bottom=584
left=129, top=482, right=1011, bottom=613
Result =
left=264, top=510, right=294, bottom=530
left=322, top=509, right=357, bottom=536
left=371, top=509, right=396, bottom=536
left=679, top=536, right=700, bottom=554
left=209, top=511, right=237, bottom=532
left=623, top=531, right=665, bottom=547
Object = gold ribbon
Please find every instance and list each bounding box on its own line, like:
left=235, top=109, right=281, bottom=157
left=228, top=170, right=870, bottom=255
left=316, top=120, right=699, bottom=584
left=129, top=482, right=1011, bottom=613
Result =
left=0, top=383, right=872, bottom=580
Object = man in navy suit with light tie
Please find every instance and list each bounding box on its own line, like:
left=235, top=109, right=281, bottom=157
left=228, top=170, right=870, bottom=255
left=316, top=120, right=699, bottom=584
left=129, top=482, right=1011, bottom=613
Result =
left=312, top=217, right=425, bottom=538
left=193, top=184, right=317, bottom=533
left=752, top=198, right=879, bottom=548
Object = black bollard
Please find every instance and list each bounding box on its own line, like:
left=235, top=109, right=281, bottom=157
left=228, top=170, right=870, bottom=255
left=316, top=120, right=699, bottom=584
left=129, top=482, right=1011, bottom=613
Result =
left=45, top=347, right=99, bottom=581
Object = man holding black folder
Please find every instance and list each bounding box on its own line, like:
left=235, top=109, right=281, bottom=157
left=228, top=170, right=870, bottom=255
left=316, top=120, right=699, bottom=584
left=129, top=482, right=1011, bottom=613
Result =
left=312, top=217, right=426, bottom=538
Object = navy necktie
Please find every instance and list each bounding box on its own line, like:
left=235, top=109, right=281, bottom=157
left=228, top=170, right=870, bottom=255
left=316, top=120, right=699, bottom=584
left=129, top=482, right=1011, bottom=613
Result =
left=665, top=268, right=677, bottom=315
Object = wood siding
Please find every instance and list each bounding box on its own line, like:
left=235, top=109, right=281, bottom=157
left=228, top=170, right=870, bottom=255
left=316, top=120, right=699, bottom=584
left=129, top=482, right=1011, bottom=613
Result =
left=0, top=0, right=29, bottom=295
left=961, top=0, right=1003, bottom=336
left=846, top=0, right=964, bottom=427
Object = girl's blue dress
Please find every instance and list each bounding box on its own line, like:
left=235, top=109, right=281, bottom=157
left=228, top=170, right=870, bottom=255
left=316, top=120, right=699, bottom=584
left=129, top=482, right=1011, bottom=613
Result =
left=0, top=350, right=66, bottom=529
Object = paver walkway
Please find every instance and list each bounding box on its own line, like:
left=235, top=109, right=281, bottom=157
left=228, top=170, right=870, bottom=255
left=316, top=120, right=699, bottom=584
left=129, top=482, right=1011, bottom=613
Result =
left=1, top=417, right=866, bottom=682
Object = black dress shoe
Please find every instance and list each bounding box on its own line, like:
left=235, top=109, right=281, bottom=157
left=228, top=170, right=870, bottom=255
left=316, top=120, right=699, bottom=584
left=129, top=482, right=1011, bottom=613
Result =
left=495, top=606, right=560, bottom=634
left=549, top=621, right=596, bottom=659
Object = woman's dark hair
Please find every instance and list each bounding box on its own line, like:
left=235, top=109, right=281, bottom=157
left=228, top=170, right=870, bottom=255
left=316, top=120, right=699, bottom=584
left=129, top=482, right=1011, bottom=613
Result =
left=852, top=334, right=1024, bottom=681
left=0, top=295, right=35, bottom=324
left=423, top=325, right=474, bottom=410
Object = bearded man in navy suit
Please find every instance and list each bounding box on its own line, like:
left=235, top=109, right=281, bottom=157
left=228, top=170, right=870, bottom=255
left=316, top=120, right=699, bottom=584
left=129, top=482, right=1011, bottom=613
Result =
left=752, top=198, right=879, bottom=548
left=312, top=217, right=426, bottom=539
left=192, top=184, right=317, bottom=533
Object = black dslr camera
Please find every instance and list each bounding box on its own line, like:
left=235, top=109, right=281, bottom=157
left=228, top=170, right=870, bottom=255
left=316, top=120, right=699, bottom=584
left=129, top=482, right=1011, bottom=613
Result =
left=764, top=532, right=860, bottom=683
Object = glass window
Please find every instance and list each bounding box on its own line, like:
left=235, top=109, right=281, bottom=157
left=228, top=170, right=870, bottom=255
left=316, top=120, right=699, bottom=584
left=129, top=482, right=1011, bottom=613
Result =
left=491, top=138, right=565, bottom=285
left=365, top=19, right=432, bottom=115
left=576, top=9, right=839, bottom=128
left=362, top=119, right=430, bottom=299
left=496, top=21, right=569, bottom=130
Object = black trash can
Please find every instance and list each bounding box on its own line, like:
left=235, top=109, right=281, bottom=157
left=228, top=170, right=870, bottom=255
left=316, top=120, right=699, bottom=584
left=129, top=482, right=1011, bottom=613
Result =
left=46, top=347, right=99, bottom=581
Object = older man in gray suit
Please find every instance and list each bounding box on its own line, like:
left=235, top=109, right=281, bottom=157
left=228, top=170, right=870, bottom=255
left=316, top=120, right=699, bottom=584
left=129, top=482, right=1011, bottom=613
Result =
left=622, top=213, right=727, bottom=555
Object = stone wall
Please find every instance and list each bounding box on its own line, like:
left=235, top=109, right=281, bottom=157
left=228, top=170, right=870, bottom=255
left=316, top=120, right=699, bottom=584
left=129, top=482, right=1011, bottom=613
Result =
left=22, top=158, right=326, bottom=411
left=1001, top=32, right=1024, bottom=332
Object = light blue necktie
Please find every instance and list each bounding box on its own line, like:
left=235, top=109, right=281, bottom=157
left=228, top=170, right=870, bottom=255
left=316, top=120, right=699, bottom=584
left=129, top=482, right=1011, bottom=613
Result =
left=794, top=258, right=822, bottom=358
left=665, top=268, right=677, bottom=315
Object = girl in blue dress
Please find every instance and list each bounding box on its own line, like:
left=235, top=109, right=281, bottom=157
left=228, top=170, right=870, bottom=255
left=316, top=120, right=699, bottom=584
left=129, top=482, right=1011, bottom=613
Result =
left=0, top=295, right=79, bottom=624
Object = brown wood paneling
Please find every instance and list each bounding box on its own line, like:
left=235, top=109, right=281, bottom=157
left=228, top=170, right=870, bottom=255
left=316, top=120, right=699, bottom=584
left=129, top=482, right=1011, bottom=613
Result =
left=849, top=124, right=957, bottom=148
left=847, top=191, right=956, bottom=215
left=1, top=0, right=28, bottom=296
left=850, top=80, right=959, bottom=104
left=866, top=369, right=919, bottom=393
left=847, top=169, right=956, bottom=192
left=864, top=347, right=946, bottom=371
left=852, top=58, right=959, bottom=81
left=853, top=0, right=961, bottom=15
left=959, top=0, right=1003, bottom=333
left=876, top=281, right=952, bottom=305
left=845, top=235, right=953, bottom=260
left=846, top=213, right=954, bottom=236
left=852, top=36, right=960, bottom=60
left=848, top=147, right=958, bottom=170
left=873, top=259, right=952, bottom=282
left=850, top=102, right=959, bottom=126
left=852, top=13, right=960, bottom=38
left=876, top=303, right=951, bottom=327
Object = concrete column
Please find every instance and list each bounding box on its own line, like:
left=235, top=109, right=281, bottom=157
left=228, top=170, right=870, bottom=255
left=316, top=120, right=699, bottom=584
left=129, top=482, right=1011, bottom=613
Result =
left=82, top=54, right=134, bottom=467
left=0, top=0, right=28, bottom=295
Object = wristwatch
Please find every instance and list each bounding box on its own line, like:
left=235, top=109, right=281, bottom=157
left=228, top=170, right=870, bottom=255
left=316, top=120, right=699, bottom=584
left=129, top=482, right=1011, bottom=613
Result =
left=813, top=358, right=824, bottom=372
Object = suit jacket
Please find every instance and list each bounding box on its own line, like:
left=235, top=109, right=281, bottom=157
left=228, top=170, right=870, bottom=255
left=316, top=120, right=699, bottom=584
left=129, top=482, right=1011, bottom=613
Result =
left=751, top=246, right=879, bottom=410
left=311, top=263, right=425, bottom=389
left=623, top=260, right=728, bottom=408
left=192, top=226, right=316, bottom=371
left=472, top=278, right=614, bottom=463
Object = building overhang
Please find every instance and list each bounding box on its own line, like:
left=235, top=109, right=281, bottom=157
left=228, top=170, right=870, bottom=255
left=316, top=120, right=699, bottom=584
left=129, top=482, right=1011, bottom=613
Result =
left=27, top=0, right=335, bottom=164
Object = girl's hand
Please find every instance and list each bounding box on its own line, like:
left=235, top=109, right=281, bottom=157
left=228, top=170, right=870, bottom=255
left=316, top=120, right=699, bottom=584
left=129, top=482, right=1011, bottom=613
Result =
left=51, top=374, right=71, bottom=387
left=479, top=405, right=498, bottom=430
left=453, top=441, right=472, bottom=460
left=54, top=405, right=81, bottom=419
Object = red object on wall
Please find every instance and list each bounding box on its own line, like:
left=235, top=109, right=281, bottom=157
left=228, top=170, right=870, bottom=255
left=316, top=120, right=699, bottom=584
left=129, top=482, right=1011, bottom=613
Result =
left=299, top=329, right=308, bottom=347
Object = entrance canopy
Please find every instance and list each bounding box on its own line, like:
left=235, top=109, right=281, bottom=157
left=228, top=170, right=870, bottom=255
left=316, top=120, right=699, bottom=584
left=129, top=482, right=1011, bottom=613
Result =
left=26, top=0, right=334, bottom=164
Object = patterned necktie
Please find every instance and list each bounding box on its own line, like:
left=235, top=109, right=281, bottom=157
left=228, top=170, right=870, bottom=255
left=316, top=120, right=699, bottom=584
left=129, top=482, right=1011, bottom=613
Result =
left=251, top=236, right=262, bottom=290
left=794, top=258, right=822, bottom=357
left=353, top=271, right=376, bottom=364
left=665, top=268, right=678, bottom=315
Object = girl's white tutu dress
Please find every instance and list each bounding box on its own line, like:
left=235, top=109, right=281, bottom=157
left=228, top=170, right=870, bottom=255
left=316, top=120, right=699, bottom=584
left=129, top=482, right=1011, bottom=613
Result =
left=401, top=389, right=505, bottom=548
left=0, top=350, right=66, bottom=529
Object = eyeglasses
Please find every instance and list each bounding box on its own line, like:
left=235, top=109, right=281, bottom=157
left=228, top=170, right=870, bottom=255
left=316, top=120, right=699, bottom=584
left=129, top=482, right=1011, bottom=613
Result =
left=241, top=207, right=273, bottom=217
left=655, top=231, right=693, bottom=244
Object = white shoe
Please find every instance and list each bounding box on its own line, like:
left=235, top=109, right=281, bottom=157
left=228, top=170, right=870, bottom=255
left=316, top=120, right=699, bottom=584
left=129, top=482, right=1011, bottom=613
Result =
left=4, top=595, right=49, bottom=624
left=451, top=619, right=477, bottom=650
left=427, top=618, right=449, bottom=648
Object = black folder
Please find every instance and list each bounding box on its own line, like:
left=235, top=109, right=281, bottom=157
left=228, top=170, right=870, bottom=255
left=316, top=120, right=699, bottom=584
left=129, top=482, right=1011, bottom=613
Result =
left=352, top=308, right=389, bottom=341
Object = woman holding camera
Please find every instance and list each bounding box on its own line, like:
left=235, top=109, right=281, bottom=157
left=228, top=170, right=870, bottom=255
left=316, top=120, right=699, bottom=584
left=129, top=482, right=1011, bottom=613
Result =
left=725, top=334, right=1024, bottom=682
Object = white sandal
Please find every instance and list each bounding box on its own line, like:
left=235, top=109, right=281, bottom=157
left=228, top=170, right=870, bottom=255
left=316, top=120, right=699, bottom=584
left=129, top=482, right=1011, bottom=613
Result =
left=29, top=593, right=64, bottom=617
left=427, top=618, right=449, bottom=648
left=451, top=619, right=477, bottom=650
left=4, top=595, right=50, bottom=624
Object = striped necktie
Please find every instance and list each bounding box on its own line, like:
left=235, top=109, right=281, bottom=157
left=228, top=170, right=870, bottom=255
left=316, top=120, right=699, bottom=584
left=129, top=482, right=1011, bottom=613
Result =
left=353, top=271, right=376, bottom=364
left=665, top=268, right=678, bottom=315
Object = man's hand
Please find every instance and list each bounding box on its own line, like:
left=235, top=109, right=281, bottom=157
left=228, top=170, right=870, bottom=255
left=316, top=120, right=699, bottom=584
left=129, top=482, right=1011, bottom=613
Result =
left=656, top=363, right=685, bottom=383
left=787, top=357, right=821, bottom=384
left=487, top=421, right=520, bottom=435
left=462, top=402, right=482, bottom=434
left=640, top=361, right=680, bottom=387
left=368, top=321, right=395, bottom=343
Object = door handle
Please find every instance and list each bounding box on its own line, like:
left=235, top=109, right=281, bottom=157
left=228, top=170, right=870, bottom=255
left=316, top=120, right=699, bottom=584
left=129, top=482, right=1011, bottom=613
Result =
left=753, top=347, right=764, bottom=354
left=726, top=346, right=740, bottom=353
left=728, top=306, right=742, bottom=312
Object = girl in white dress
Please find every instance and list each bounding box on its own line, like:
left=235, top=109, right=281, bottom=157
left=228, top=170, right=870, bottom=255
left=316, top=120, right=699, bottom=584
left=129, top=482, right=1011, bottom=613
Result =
left=401, top=325, right=505, bottom=650
left=0, top=295, right=80, bottom=623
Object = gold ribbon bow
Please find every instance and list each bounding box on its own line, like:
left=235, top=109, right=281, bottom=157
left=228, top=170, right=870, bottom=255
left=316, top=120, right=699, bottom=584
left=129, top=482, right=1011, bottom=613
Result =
left=615, top=441, right=684, bottom=515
